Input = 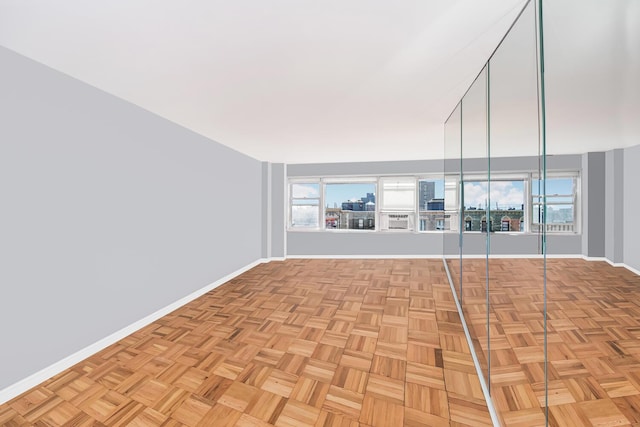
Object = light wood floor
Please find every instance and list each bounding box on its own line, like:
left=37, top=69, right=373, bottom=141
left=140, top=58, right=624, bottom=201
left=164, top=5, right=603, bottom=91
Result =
left=0, top=259, right=491, bottom=427
left=448, top=258, right=640, bottom=426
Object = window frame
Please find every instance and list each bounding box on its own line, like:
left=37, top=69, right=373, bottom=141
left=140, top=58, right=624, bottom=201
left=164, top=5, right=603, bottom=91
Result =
left=288, top=179, right=322, bottom=230
left=379, top=176, right=418, bottom=232
left=460, top=173, right=528, bottom=234
left=530, top=172, right=580, bottom=234
left=417, top=175, right=449, bottom=233
left=323, top=179, right=377, bottom=232
left=286, top=170, right=581, bottom=235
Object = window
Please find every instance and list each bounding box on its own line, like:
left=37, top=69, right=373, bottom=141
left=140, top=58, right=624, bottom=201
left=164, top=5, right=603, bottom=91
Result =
left=290, top=182, right=320, bottom=229
left=325, top=182, right=376, bottom=230
left=379, top=177, right=415, bottom=231
left=418, top=178, right=448, bottom=231
left=462, top=180, right=525, bottom=232
left=531, top=176, right=577, bottom=233
left=444, top=176, right=460, bottom=232
left=287, top=171, right=579, bottom=235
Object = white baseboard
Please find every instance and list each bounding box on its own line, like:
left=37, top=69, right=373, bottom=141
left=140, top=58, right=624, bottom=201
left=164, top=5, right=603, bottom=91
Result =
left=285, top=254, right=640, bottom=277
left=601, top=258, right=640, bottom=276
left=582, top=256, right=640, bottom=276
left=285, top=254, right=443, bottom=259
left=0, top=258, right=271, bottom=406
left=624, top=264, right=640, bottom=276
left=444, top=254, right=582, bottom=260
left=582, top=256, right=608, bottom=262
left=440, top=254, right=640, bottom=277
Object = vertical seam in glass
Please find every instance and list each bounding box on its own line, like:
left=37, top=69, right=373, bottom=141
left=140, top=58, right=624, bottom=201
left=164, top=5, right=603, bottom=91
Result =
left=459, top=102, right=464, bottom=304
left=535, top=0, right=549, bottom=424
left=442, top=259, right=501, bottom=426
left=485, top=61, right=491, bottom=394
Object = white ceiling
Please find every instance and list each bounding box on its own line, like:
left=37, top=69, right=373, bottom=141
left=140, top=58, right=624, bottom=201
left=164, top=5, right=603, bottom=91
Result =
left=0, top=1, right=638, bottom=164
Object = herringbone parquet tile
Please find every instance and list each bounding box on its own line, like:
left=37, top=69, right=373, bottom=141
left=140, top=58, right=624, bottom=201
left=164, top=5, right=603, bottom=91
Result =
left=0, top=259, right=491, bottom=426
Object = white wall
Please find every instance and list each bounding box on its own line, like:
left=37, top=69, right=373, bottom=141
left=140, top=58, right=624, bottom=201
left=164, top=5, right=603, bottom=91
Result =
left=0, top=47, right=262, bottom=390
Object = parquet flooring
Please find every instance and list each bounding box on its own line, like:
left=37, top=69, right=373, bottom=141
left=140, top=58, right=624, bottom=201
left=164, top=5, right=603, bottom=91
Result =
left=0, top=259, right=491, bottom=426
left=447, top=258, right=640, bottom=426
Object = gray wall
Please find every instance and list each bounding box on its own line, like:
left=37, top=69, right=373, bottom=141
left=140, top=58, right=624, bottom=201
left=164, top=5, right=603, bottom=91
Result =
left=261, top=162, right=269, bottom=258
left=0, top=47, right=262, bottom=390
left=270, top=164, right=286, bottom=258
left=583, top=152, right=606, bottom=257
left=624, top=145, right=640, bottom=271
left=605, top=149, right=624, bottom=263
left=288, top=232, right=443, bottom=257
left=286, top=155, right=583, bottom=257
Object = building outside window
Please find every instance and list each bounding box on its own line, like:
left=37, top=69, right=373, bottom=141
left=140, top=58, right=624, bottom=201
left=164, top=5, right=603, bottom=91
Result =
left=531, top=176, right=577, bottom=233
left=325, top=182, right=376, bottom=230
left=462, top=180, right=525, bottom=232
left=418, top=178, right=447, bottom=231
left=287, top=172, right=579, bottom=234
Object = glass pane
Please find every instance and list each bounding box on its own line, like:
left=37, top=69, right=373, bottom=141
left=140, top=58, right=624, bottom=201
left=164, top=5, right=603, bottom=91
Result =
left=325, top=183, right=376, bottom=210
left=545, top=196, right=573, bottom=204
left=444, top=175, right=459, bottom=231
left=326, top=210, right=375, bottom=230
left=443, top=102, right=461, bottom=296
left=532, top=177, right=574, bottom=196
left=420, top=212, right=447, bottom=231
left=291, top=204, right=319, bottom=228
left=418, top=179, right=439, bottom=210
left=464, top=180, right=525, bottom=232
left=380, top=213, right=414, bottom=231
left=292, top=199, right=319, bottom=205
left=325, top=183, right=376, bottom=230
left=419, top=179, right=446, bottom=231
left=291, top=183, right=319, bottom=198
left=460, top=65, right=490, bottom=388
left=488, top=1, right=545, bottom=421
left=380, top=178, right=416, bottom=211
left=546, top=205, right=574, bottom=223
left=533, top=204, right=574, bottom=233
left=325, top=208, right=376, bottom=230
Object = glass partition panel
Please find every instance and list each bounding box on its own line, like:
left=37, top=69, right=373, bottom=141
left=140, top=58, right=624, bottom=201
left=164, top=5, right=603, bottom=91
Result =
left=488, top=1, right=547, bottom=423
left=461, top=66, right=490, bottom=385
left=442, top=1, right=549, bottom=424
left=443, top=103, right=461, bottom=300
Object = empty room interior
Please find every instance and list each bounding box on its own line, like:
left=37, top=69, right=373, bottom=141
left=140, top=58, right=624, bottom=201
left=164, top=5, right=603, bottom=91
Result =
left=1, top=0, right=639, bottom=426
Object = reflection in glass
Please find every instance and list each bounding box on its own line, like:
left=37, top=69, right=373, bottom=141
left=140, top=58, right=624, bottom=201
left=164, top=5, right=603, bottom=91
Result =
left=460, top=65, right=490, bottom=388
left=463, top=180, right=525, bottom=232
left=441, top=0, right=550, bottom=423
left=380, top=178, right=416, bottom=211
left=532, top=177, right=576, bottom=232
left=444, top=175, right=459, bottom=232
